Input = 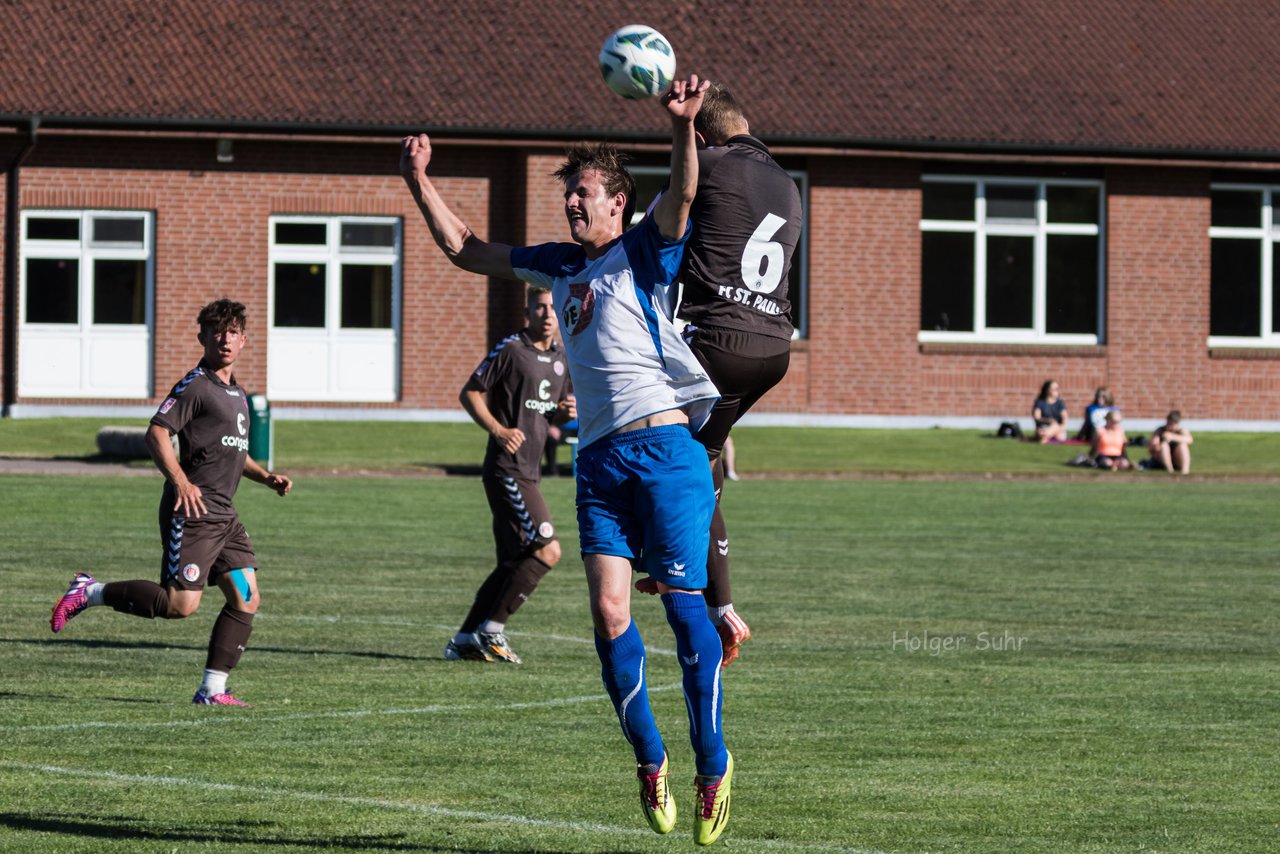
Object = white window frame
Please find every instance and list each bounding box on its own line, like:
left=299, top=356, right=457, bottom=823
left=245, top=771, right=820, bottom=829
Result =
left=18, top=209, right=155, bottom=398
left=918, top=175, right=1105, bottom=345
left=629, top=165, right=810, bottom=339
left=1208, top=182, right=1280, bottom=348
left=267, top=215, right=402, bottom=402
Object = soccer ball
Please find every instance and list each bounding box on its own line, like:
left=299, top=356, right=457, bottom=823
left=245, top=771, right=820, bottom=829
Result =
left=599, top=25, right=676, bottom=99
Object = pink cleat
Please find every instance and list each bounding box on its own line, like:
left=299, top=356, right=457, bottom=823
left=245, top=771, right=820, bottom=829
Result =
left=51, top=573, right=95, bottom=633
left=192, top=689, right=251, bottom=706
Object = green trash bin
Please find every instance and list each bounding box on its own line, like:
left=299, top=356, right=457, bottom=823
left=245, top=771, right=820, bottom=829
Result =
left=247, top=393, right=272, bottom=470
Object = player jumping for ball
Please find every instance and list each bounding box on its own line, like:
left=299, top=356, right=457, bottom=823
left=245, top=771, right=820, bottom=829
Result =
left=50, top=298, right=292, bottom=706
left=401, top=75, right=734, bottom=845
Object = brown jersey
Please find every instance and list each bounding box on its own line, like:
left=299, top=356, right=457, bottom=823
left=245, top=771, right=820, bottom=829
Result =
left=466, top=331, right=569, bottom=480
left=150, top=361, right=251, bottom=520
left=678, top=135, right=803, bottom=340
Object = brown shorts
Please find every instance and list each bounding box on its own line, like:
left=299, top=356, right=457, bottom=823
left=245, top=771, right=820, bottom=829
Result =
left=159, top=508, right=257, bottom=590
left=484, top=475, right=555, bottom=564
left=685, top=325, right=791, bottom=458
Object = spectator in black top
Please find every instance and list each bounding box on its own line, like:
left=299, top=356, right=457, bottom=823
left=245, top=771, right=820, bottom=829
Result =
left=1033, top=379, right=1069, bottom=444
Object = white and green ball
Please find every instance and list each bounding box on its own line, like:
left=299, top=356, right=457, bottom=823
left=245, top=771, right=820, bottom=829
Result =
left=599, top=25, right=676, bottom=99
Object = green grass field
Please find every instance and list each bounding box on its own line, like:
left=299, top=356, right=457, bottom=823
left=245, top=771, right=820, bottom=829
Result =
left=2, top=441, right=1279, bottom=852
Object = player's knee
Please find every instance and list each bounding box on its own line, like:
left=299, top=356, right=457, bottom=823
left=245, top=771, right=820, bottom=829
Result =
left=535, top=539, right=562, bottom=567
left=164, top=592, right=201, bottom=619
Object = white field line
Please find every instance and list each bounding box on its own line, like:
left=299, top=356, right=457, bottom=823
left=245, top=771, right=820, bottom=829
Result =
left=0, top=760, right=895, bottom=854
left=3, top=683, right=681, bottom=734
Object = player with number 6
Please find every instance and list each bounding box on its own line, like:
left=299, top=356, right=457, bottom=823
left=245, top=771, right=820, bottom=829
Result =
left=636, top=83, right=804, bottom=669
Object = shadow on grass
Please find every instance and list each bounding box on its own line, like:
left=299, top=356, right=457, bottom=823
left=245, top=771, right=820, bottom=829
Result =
left=7, top=637, right=429, bottom=662
left=0, top=811, right=609, bottom=852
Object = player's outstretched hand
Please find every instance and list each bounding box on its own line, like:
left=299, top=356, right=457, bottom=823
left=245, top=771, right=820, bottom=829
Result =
left=662, top=74, right=709, bottom=122
left=400, top=134, right=433, bottom=185
left=264, top=472, right=292, bottom=497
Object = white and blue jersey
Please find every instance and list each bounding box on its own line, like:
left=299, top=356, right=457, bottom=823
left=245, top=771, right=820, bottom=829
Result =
left=510, top=214, right=720, bottom=450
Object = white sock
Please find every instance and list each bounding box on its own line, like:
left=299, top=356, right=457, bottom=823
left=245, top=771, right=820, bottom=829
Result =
left=200, top=669, right=229, bottom=695
left=707, top=604, right=735, bottom=626
left=478, top=619, right=505, bottom=635
left=85, top=582, right=105, bottom=607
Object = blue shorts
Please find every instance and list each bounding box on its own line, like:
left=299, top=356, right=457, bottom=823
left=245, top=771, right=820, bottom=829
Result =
left=575, top=424, right=715, bottom=590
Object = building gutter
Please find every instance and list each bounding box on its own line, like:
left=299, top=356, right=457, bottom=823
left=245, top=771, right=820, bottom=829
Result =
left=3, top=112, right=1280, bottom=167
left=3, top=116, right=39, bottom=418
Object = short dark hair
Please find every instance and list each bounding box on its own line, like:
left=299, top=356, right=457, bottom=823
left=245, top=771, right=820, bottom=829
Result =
left=553, top=142, right=637, bottom=227
left=1167, top=410, right=1182, bottom=424
left=197, top=298, right=247, bottom=334
left=694, top=83, right=748, bottom=145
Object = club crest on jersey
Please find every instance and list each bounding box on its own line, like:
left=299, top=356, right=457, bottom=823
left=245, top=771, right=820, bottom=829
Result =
left=553, top=360, right=565, bottom=376
left=181, top=563, right=201, bottom=582
left=562, top=283, right=595, bottom=336
left=538, top=521, right=555, bottom=539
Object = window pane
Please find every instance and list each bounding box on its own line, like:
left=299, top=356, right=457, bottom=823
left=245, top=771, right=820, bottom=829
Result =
left=341, top=264, right=392, bottom=328
left=1046, top=185, right=1099, bottom=224
left=629, top=173, right=668, bottom=228
left=921, top=232, right=974, bottom=331
left=25, top=258, right=80, bottom=323
left=93, top=260, right=146, bottom=324
left=985, top=235, right=1033, bottom=327
left=922, top=182, right=975, bottom=221
left=1210, top=238, right=1260, bottom=336
left=274, top=263, right=327, bottom=327
left=341, top=222, right=396, bottom=248
left=274, top=222, right=328, bottom=245
left=91, top=217, right=145, bottom=244
left=1045, top=235, right=1098, bottom=334
left=1211, top=190, right=1262, bottom=228
left=27, top=218, right=79, bottom=241
left=985, top=185, right=1036, bottom=221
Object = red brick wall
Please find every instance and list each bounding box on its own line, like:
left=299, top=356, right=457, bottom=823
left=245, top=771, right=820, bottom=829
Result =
left=6, top=134, right=1279, bottom=423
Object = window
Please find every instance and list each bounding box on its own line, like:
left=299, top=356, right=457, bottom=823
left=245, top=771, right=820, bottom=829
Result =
left=1208, top=185, right=1280, bottom=345
left=267, top=215, right=401, bottom=401
left=19, top=210, right=153, bottom=397
left=629, top=166, right=810, bottom=338
left=919, top=177, right=1104, bottom=344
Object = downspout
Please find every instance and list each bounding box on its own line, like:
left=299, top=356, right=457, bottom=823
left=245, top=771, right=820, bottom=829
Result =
left=3, top=116, right=39, bottom=418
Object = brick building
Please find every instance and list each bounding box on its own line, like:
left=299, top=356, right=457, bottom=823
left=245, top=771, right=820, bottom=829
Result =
left=3, top=1, right=1279, bottom=428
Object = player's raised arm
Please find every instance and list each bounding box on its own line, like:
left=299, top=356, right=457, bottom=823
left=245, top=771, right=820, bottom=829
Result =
left=652, top=75, right=709, bottom=241
left=400, top=134, right=518, bottom=280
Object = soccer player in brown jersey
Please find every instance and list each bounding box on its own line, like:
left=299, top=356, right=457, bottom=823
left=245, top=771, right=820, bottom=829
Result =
left=445, top=287, right=575, bottom=664
left=636, top=83, right=803, bottom=667
left=50, top=298, right=292, bottom=706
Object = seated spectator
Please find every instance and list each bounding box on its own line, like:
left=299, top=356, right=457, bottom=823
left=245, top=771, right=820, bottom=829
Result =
left=1091, top=410, right=1133, bottom=471
left=1032, top=379, right=1069, bottom=444
left=1077, top=386, right=1116, bottom=444
left=1146, top=410, right=1193, bottom=474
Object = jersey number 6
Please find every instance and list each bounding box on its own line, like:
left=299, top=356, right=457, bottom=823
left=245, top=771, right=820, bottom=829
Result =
left=740, top=213, right=789, bottom=294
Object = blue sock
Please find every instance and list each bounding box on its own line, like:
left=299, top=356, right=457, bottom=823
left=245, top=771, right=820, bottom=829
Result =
left=595, top=620, right=665, bottom=767
left=661, top=592, right=728, bottom=777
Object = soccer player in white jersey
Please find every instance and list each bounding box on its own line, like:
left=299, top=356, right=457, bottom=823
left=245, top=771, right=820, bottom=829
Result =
left=401, top=75, right=733, bottom=846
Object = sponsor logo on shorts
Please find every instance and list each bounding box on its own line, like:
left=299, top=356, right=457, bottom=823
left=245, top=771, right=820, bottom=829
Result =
left=538, top=521, right=555, bottom=539
left=670, top=561, right=686, bottom=577
left=159, top=398, right=176, bottom=414
left=182, top=563, right=201, bottom=582
left=682, top=653, right=699, bottom=665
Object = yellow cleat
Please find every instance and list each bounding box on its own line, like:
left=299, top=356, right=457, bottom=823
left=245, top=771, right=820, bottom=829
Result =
left=638, top=754, right=677, bottom=834
left=693, top=751, right=733, bottom=846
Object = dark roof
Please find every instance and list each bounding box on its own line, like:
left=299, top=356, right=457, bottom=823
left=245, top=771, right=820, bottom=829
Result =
left=3, top=0, right=1279, bottom=159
